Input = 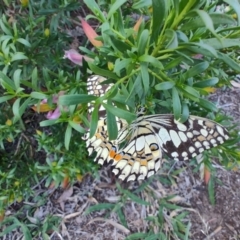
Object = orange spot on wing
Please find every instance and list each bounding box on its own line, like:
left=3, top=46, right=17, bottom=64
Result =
left=109, top=150, right=122, bottom=161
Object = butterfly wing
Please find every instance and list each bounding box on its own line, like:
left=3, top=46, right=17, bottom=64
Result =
left=109, top=120, right=162, bottom=181
left=141, top=114, right=230, bottom=161
left=106, top=114, right=229, bottom=181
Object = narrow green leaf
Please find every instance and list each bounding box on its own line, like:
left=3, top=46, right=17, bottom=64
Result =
left=12, top=98, right=21, bottom=119
left=180, top=103, right=189, bottom=123
left=132, top=0, right=151, bottom=9
left=165, top=29, right=178, bottom=49
left=16, top=38, right=31, bottom=47
left=69, top=121, right=86, bottom=133
left=0, top=71, right=16, bottom=90
left=31, top=67, right=38, bottom=91
left=152, top=0, right=166, bottom=43
left=190, top=10, right=218, bottom=38
left=138, top=54, right=163, bottom=68
left=138, top=29, right=149, bottom=56
left=65, top=124, right=72, bottom=150
left=21, top=224, right=33, bottom=240
left=84, top=203, right=115, bottom=215
left=187, top=43, right=218, bottom=58
left=13, top=69, right=22, bottom=89
left=126, top=233, right=150, bottom=240
left=224, top=0, right=240, bottom=25
left=40, top=119, right=58, bottom=127
left=181, top=13, right=236, bottom=30
left=184, top=62, right=209, bottom=79
left=218, top=52, right=240, bottom=72
left=193, top=78, right=219, bottom=88
left=140, top=63, right=149, bottom=95
left=208, top=174, right=215, bottom=205
left=199, top=98, right=217, bottom=112
left=0, top=95, right=14, bottom=103
left=59, top=94, right=96, bottom=105
left=11, top=52, right=28, bottom=61
left=83, top=0, right=106, bottom=22
left=114, top=58, right=132, bottom=76
left=181, top=85, right=200, bottom=98
left=107, top=107, right=118, bottom=140
left=110, top=37, right=131, bottom=53
left=88, top=63, right=119, bottom=80
left=203, top=38, right=240, bottom=49
left=89, top=106, right=99, bottom=137
left=30, top=92, right=47, bottom=99
left=172, top=87, right=181, bottom=119
left=155, top=81, right=175, bottom=90
left=102, top=103, right=136, bottom=123
left=123, top=190, right=150, bottom=205
left=107, top=0, right=127, bottom=19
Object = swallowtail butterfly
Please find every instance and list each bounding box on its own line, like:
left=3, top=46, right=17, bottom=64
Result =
left=84, top=75, right=229, bottom=182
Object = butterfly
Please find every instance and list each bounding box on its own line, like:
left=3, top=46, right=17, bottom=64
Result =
left=84, top=75, right=230, bottom=182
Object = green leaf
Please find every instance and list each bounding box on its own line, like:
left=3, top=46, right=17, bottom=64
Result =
left=138, top=54, right=163, bottom=68
left=0, top=95, right=14, bottom=103
left=12, top=98, right=32, bottom=122
left=155, top=81, right=175, bottom=90
left=182, top=85, right=200, bottom=97
left=21, top=224, right=33, bottom=240
left=59, top=94, right=96, bottom=105
left=218, top=52, right=240, bottom=72
left=107, top=0, right=127, bottom=19
left=181, top=13, right=236, bottom=30
left=102, top=103, right=136, bottom=123
left=184, top=62, right=209, bottom=79
left=190, top=10, right=218, bottom=38
left=123, top=189, right=150, bottom=205
left=69, top=121, right=86, bottom=133
left=114, top=58, right=132, bottom=76
left=11, top=52, right=28, bottom=61
left=181, top=103, right=189, bottom=123
left=83, top=0, right=106, bottom=22
left=132, top=0, right=151, bottom=9
left=30, top=92, right=47, bottom=99
left=107, top=106, right=118, bottom=140
left=152, top=0, right=166, bottom=43
left=199, top=98, right=217, bottom=112
left=0, top=71, right=16, bottom=91
left=165, top=29, right=178, bottom=49
left=16, top=38, right=31, bottom=47
left=138, top=29, right=149, bottom=56
left=110, top=37, right=131, bottom=53
left=140, top=63, right=149, bottom=95
left=187, top=42, right=218, bottom=58
left=65, top=124, right=72, bottom=150
left=84, top=203, right=115, bottom=215
left=172, top=87, right=181, bottom=119
left=31, top=67, right=38, bottom=91
left=40, top=119, right=58, bottom=127
left=89, top=106, right=99, bottom=137
left=88, top=63, right=119, bottom=79
left=203, top=38, right=240, bottom=49
left=208, top=172, right=215, bottom=205
left=13, top=69, right=22, bottom=89
left=224, top=0, right=240, bottom=25
left=193, top=78, right=219, bottom=88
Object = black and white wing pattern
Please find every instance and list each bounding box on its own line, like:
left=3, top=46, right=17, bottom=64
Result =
left=108, top=111, right=229, bottom=182
left=84, top=75, right=230, bottom=182
left=83, top=75, right=128, bottom=165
